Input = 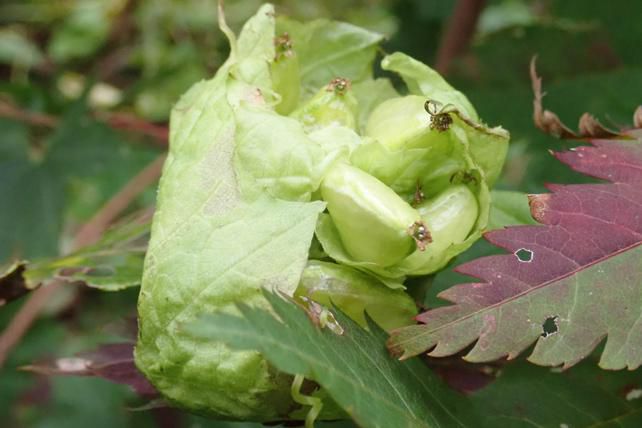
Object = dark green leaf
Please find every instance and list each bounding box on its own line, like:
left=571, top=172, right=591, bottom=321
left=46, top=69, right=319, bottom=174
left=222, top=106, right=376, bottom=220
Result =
left=190, top=291, right=477, bottom=428
left=0, top=103, right=158, bottom=262
left=471, top=359, right=642, bottom=428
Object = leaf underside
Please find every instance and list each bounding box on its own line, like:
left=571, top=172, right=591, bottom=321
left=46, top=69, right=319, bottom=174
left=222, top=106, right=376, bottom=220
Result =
left=389, top=95, right=642, bottom=369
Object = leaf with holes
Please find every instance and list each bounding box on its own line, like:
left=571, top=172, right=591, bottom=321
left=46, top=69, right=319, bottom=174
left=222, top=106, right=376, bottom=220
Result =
left=388, top=98, right=642, bottom=369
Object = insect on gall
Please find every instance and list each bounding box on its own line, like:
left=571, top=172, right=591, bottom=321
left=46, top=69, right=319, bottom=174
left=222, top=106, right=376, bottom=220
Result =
left=424, top=99, right=453, bottom=132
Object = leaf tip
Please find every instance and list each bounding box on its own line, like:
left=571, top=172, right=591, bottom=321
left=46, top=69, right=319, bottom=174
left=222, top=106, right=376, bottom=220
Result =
left=528, top=193, right=550, bottom=223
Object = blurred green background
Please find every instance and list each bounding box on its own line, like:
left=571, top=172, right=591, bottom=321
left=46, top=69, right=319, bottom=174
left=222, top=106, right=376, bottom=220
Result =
left=1, top=0, right=640, bottom=427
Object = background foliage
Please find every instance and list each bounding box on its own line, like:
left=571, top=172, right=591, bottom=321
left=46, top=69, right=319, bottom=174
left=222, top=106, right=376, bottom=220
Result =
left=1, top=0, right=641, bottom=427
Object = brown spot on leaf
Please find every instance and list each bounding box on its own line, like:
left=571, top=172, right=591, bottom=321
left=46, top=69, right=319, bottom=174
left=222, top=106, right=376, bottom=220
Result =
left=528, top=193, right=550, bottom=223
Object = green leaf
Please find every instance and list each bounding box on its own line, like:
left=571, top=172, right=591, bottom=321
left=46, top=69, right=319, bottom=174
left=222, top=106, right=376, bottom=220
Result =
left=551, top=0, right=642, bottom=68
left=189, top=291, right=477, bottom=428
left=276, top=17, right=384, bottom=96
left=31, top=214, right=149, bottom=291
left=47, top=0, right=114, bottom=63
left=0, top=118, right=65, bottom=260
left=488, top=190, right=537, bottom=230
left=471, top=359, right=642, bottom=428
left=381, top=52, right=478, bottom=120
left=0, top=215, right=148, bottom=305
left=0, top=29, right=44, bottom=68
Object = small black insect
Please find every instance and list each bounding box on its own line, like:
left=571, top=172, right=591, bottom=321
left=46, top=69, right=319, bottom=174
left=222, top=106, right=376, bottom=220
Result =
left=273, top=33, right=293, bottom=61
left=327, top=77, right=351, bottom=95
left=424, top=99, right=453, bottom=132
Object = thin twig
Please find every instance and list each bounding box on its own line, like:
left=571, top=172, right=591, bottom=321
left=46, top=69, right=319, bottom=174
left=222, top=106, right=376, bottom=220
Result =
left=0, top=153, right=167, bottom=368
left=0, top=101, right=58, bottom=127
left=0, top=100, right=168, bottom=146
left=73, top=153, right=167, bottom=246
left=435, top=0, right=486, bottom=75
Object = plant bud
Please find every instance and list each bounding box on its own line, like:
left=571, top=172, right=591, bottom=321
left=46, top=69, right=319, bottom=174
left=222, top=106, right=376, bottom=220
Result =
left=271, top=33, right=301, bottom=115
left=320, top=162, right=428, bottom=267
left=290, top=77, right=358, bottom=131
left=294, top=261, right=417, bottom=330
left=398, top=184, right=479, bottom=275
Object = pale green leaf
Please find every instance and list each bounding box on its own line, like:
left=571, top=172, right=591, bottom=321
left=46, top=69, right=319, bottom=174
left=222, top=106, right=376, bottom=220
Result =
left=276, top=18, right=384, bottom=96
left=352, top=78, right=400, bottom=133
left=135, top=4, right=328, bottom=421
left=381, top=52, right=478, bottom=120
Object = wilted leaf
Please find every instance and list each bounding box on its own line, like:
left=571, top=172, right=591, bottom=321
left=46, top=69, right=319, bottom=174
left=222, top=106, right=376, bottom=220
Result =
left=0, top=213, right=149, bottom=299
left=531, top=59, right=620, bottom=139
left=389, top=110, right=642, bottom=369
left=0, top=261, right=30, bottom=306
left=22, top=342, right=157, bottom=397
left=189, top=291, right=477, bottom=428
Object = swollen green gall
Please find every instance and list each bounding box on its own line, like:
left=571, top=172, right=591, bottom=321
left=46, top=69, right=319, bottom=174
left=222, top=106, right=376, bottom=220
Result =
left=271, top=32, right=300, bottom=115
left=294, top=261, right=417, bottom=331
left=135, top=2, right=508, bottom=424
left=320, top=162, right=429, bottom=267
left=397, top=184, right=479, bottom=275
left=290, top=77, right=358, bottom=130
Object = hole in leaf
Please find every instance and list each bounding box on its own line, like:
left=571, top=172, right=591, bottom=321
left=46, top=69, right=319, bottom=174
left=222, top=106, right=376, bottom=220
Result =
left=541, top=316, right=559, bottom=338
left=515, top=248, right=533, bottom=263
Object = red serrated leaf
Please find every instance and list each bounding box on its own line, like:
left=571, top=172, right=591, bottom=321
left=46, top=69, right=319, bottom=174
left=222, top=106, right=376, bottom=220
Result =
left=388, top=69, right=642, bottom=370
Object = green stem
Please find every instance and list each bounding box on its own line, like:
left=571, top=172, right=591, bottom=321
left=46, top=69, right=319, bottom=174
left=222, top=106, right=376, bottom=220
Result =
left=291, top=374, right=323, bottom=428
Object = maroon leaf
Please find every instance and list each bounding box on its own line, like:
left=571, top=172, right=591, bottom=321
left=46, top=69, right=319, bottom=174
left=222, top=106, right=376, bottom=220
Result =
left=22, top=342, right=157, bottom=396
left=433, top=366, right=495, bottom=395
left=388, top=73, right=642, bottom=370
